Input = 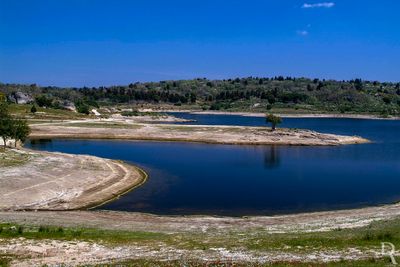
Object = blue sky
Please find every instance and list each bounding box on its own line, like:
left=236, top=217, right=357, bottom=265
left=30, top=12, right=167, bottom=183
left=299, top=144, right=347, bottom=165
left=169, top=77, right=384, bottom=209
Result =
left=0, top=0, right=399, bottom=87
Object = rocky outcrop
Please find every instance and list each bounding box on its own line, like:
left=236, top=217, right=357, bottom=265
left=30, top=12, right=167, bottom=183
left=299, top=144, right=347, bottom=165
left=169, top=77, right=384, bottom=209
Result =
left=61, top=101, right=77, bottom=112
left=8, top=92, right=34, bottom=104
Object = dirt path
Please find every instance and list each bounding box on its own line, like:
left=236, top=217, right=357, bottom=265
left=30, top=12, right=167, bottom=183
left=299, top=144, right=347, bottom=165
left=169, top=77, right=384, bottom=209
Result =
left=29, top=122, right=369, bottom=146
left=0, top=150, right=146, bottom=211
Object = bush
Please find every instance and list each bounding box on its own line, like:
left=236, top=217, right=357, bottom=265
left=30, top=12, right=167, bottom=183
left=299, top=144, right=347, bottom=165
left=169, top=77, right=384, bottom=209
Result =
left=121, top=111, right=139, bottom=117
left=35, top=95, right=53, bottom=107
left=30, top=105, right=37, bottom=113
left=76, top=104, right=90, bottom=115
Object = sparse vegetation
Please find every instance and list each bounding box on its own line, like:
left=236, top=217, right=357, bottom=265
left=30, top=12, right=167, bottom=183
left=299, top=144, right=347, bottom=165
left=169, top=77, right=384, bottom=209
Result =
left=0, top=150, right=32, bottom=167
left=30, top=104, right=37, bottom=113
left=1, top=217, right=400, bottom=266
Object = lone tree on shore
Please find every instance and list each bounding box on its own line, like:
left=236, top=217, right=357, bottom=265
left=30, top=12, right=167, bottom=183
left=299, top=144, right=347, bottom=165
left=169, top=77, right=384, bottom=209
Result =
left=0, top=103, right=31, bottom=149
left=0, top=103, right=13, bottom=149
left=266, top=114, right=282, bottom=131
left=11, top=119, right=31, bottom=147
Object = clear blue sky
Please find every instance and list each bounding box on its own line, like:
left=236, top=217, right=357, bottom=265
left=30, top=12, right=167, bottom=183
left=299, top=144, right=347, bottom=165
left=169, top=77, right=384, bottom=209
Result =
left=0, top=0, right=399, bottom=87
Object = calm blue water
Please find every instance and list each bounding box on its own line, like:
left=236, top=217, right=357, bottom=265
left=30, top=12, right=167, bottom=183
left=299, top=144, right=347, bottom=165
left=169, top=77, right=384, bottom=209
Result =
left=26, top=114, right=400, bottom=216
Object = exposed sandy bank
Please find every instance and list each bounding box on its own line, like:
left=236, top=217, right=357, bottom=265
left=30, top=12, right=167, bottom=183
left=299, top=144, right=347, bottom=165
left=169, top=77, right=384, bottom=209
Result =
left=0, top=149, right=146, bottom=211
left=2, top=201, right=400, bottom=235
left=110, top=113, right=194, bottom=123
left=29, top=122, right=369, bottom=146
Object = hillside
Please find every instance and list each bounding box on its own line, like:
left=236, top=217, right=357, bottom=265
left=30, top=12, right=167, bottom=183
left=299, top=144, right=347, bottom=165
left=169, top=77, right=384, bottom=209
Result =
left=1, top=77, right=400, bottom=116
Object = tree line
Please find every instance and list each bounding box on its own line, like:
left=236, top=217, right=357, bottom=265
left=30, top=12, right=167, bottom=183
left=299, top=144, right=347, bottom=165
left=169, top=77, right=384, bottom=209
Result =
left=1, top=76, right=400, bottom=115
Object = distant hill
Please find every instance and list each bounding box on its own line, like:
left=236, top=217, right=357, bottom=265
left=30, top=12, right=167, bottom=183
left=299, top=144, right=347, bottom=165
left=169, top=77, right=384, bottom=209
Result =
left=1, top=77, right=399, bottom=116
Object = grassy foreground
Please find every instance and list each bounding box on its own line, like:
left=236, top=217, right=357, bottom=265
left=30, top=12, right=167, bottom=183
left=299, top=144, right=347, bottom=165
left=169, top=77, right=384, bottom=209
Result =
left=1, top=216, right=400, bottom=266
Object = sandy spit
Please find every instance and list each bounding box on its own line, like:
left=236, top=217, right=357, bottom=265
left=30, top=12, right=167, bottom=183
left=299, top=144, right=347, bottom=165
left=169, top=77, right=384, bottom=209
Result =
left=29, top=123, right=369, bottom=146
left=0, top=149, right=146, bottom=211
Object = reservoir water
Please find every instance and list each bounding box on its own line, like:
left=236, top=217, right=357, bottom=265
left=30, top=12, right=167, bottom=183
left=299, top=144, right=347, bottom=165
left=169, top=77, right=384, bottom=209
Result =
left=27, top=114, right=400, bottom=216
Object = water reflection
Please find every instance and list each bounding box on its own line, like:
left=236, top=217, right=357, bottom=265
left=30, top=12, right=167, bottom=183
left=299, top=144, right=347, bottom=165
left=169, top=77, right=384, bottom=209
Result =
left=264, top=146, right=280, bottom=169
left=25, top=116, right=400, bottom=216
left=29, top=139, right=53, bottom=145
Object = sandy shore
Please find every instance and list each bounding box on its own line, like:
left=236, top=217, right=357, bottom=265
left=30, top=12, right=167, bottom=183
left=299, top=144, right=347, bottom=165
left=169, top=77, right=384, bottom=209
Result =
left=28, top=121, right=369, bottom=146
left=0, top=149, right=146, bottom=211
left=2, top=201, right=400, bottom=234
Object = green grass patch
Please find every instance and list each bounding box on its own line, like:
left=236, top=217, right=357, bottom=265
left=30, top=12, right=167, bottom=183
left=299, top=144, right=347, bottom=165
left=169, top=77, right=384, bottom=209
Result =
left=0, top=150, right=33, bottom=167
left=0, top=223, right=169, bottom=246
left=8, top=104, right=88, bottom=120
left=170, top=219, right=400, bottom=252
left=94, top=257, right=394, bottom=267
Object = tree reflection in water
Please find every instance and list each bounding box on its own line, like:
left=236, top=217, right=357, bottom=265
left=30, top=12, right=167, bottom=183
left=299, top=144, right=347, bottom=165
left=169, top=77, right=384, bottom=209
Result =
left=264, top=146, right=280, bottom=169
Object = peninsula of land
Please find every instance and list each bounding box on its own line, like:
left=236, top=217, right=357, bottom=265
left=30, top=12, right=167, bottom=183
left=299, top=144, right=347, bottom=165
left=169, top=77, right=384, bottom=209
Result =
left=0, top=149, right=146, bottom=211
left=28, top=120, right=369, bottom=146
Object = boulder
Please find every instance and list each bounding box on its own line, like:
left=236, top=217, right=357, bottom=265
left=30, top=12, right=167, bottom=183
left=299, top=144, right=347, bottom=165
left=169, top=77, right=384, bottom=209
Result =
left=8, top=92, right=34, bottom=104
left=61, top=101, right=77, bottom=112
left=91, top=109, right=101, bottom=116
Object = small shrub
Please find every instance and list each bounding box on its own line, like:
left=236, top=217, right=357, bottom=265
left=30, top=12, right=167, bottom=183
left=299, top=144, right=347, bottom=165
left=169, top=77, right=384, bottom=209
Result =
left=362, top=232, right=373, bottom=241
left=17, top=226, right=23, bottom=234
left=72, top=230, right=82, bottom=237
left=121, top=111, right=139, bottom=117
left=30, top=105, right=37, bottom=113
left=38, top=225, right=49, bottom=233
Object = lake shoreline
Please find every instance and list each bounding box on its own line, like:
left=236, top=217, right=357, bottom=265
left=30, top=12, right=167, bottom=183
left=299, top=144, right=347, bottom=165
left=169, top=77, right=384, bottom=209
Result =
left=161, top=109, right=400, bottom=120
left=0, top=149, right=148, bottom=211
left=2, top=200, right=400, bottom=233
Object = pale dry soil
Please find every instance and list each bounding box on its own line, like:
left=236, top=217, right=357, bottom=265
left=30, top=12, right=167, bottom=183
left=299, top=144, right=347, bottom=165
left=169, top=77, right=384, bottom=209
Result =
left=0, top=149, right=146, bottom=211
left=0, top=237, right=387, bottom=267
left=110, top=113, right=193, bottom=123
left=29, top=120, right=369, bottom=146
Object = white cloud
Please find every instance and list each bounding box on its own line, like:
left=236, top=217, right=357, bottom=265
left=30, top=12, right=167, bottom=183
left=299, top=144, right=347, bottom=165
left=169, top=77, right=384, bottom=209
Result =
left=297, top=30, right=309, bottom=36
left=302, top=2, right=335, bottom=8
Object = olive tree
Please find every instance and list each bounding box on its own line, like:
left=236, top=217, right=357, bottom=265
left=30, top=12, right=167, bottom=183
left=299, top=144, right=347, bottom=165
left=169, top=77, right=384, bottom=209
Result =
left=11, top=119, right=30, bottom=147
left=266, top=114, right=282, bottom=131
left=0, top=103, right=31, bottom=149
left=0, top=103, right=12, bottom=149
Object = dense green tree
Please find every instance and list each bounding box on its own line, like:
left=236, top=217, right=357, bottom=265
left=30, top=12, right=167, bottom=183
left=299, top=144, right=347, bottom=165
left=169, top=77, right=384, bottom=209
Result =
left=0, top=103, right=31, bottom=148
left=0, top=103, right=13, bottom=149
left=77, top=104, right=90, bottom=115
left=11, top=119, right=30, bottom=147
left=354, top=79, right=363, bottom=91
left=266, top=114, right=282, bottom=131
left=35, top=94, right=53, bottom=107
